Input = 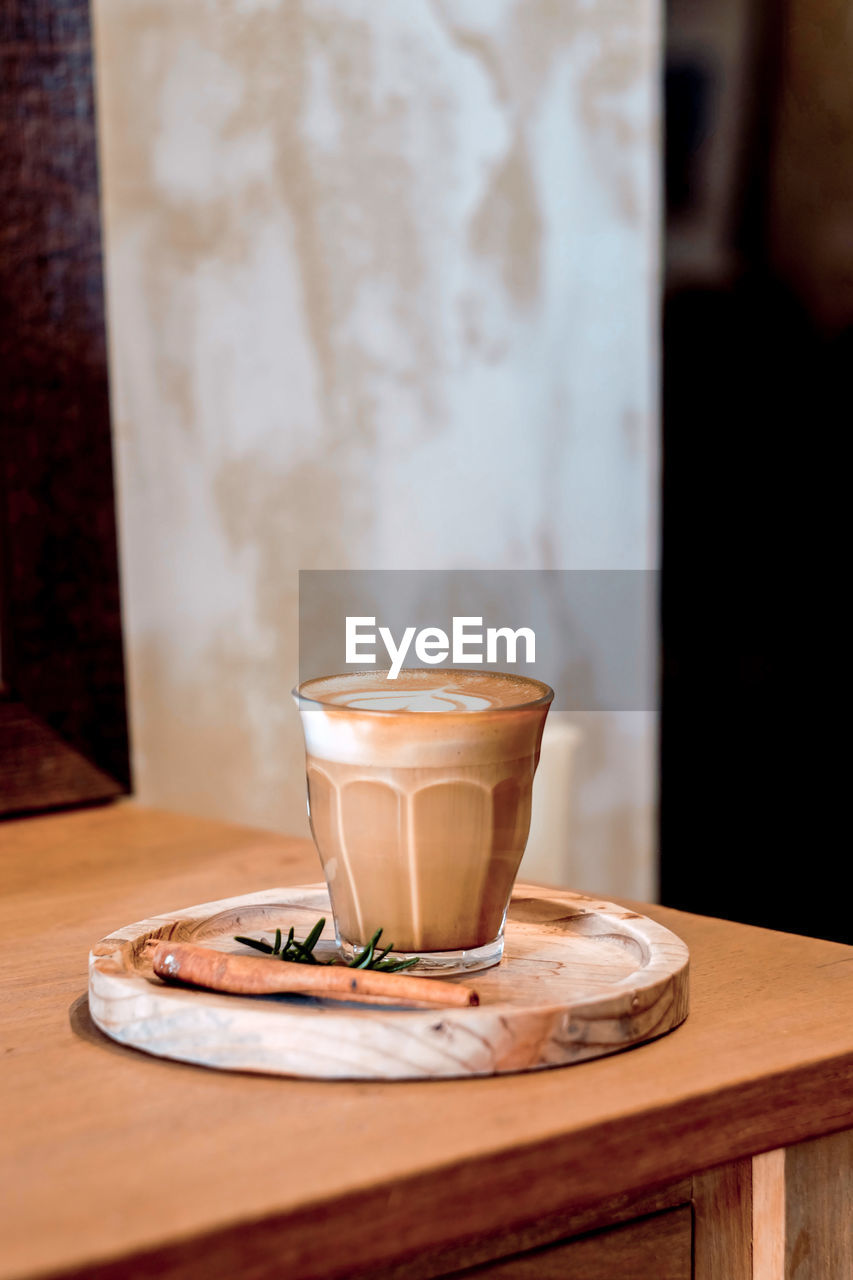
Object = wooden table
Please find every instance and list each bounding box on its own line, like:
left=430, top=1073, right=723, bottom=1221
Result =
left=2, top=804, right=852, bottom=1280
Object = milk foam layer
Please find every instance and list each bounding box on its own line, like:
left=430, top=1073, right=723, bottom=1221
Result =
left=296, top=670, right=551, bottom=768
left=299, top=669, right=549, bottom=712
left=330, top=684, right=492, bottom=712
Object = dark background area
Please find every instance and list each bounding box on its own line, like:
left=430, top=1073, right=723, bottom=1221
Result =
left=0, top=1, right=131, bottom=815
left=661, top=0, right=848, bottom=942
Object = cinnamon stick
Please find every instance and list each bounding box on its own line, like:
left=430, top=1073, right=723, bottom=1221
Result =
left=149, top=940, right=479, bottom=1009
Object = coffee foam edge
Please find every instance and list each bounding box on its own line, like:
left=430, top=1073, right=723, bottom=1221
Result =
left=297, top=669, right=549, bottom=713
left=298, top=705, right=549, bottom=768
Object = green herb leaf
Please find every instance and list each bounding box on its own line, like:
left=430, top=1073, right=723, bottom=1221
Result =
left=352, top=928, right=380, bottom=969
left=234, top=918, right=422, bottom=971
left=234, top=935, right=275, bottom=955
left=376, top=955, right=421, bottom=972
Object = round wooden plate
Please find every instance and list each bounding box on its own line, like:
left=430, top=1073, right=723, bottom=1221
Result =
left=88, top=884, right=689, bottom=1080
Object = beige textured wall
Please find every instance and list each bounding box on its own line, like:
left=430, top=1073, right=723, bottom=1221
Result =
left=93, top=0, right=660, bottom=899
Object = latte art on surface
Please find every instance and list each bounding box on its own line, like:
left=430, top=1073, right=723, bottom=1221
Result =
left=297, top=668, right=550, bottom=715
left=328, top=684, right=492, bottom=713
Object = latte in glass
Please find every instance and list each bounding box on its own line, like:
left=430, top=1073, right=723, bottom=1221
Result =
left=294, top=668, right=553, bottom=974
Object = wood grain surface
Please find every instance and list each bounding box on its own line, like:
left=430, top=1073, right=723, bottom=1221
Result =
left=785, top=1129, right=853, bottom=1279
left=2, top=804, right=853, bottom=1280
left=693, top=1159, right=753, bottom=1280
left=753, top=1148, right=787, bottom=1280
left=693, top=1133, right=853, bottom=1280
left=88, top=883, right=689, bottom=1079
left=451, top=1206, right=693, bottom=1279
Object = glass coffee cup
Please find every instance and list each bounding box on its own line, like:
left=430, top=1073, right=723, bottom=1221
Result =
left=294, top=668, right=553, bottom=974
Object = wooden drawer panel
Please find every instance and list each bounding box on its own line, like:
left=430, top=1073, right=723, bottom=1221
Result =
left=444, top=1206, right=692, bottom=1279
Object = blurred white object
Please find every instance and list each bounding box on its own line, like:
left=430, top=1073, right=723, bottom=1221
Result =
left=521, top=713, right=582, bottom=887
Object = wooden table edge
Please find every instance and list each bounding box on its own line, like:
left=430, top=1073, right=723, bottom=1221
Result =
left=30, top=1050, right=853, bottom=1280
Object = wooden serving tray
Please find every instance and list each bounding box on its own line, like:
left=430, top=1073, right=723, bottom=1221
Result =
left=88, top=884, right=689, bottom=1080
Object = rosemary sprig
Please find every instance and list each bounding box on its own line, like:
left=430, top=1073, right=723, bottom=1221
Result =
left=234, top=918, right=421, bottom=973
